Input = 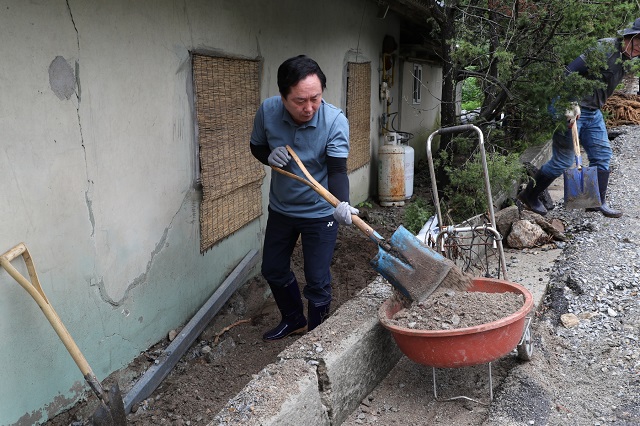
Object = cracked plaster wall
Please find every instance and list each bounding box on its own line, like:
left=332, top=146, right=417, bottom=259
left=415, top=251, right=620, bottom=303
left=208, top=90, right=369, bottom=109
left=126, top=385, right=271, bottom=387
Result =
left=0, top=0, right=399, bottom=423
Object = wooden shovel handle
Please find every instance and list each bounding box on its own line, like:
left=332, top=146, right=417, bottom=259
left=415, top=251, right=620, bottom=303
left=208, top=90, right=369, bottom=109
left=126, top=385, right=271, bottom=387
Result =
left=571, top=124, right=582, bottom=169
left=270, top=146, right=386, bottom=246
left=0, top=243, right=106, bottom=399
left=1, top=243, right=48, bottom=303
left=0, top=242, right=27, bottom=262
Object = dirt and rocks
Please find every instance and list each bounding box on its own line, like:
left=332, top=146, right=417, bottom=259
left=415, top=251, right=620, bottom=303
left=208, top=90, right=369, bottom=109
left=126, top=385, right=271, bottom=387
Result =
left=386, top=289, right=525, bottom=330
left=45, top=227, right=382, bottom=425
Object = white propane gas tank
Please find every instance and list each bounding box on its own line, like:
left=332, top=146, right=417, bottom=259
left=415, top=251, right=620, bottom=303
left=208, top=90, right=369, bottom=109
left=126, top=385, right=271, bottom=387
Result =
left=403, top=142, right=414, bottom=199
left=378, top=132, right=406, bottom=207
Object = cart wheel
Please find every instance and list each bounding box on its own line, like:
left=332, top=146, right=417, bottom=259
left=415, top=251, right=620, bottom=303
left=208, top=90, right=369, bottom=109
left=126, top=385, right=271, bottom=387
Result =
left=516, top=323, right=533, bottom=361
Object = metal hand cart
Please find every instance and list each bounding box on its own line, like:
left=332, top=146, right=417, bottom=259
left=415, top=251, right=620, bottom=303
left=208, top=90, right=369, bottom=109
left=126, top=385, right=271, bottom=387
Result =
left=425, top=124, right=508, bottom=280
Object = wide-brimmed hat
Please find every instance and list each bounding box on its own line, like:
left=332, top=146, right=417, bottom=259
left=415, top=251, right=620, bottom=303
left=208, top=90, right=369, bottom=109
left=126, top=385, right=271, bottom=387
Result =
left=619, top=18, right=640, bottom=36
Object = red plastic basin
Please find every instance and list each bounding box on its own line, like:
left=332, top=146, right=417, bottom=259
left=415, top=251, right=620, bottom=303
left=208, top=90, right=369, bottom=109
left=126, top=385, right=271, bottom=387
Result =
left=379, top=277, right=533, bottom=368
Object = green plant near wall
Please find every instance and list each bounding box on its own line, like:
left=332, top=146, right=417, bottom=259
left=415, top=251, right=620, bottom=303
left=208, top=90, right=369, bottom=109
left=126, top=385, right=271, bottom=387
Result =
left=443, top=152, right=525, bottom=224
left=403, top=197, right=435, bottom=235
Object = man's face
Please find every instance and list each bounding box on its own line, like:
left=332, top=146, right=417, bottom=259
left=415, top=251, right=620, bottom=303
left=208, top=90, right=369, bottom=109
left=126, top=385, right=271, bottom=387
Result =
left=623, top=34, right=640, bottom=58
left=282, top=74, right=323, bottom=125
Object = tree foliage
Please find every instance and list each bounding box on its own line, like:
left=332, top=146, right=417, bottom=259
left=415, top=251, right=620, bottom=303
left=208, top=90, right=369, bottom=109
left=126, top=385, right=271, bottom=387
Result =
left=415, top=0, right=638, bottom=223
left=424, top=0, right=638, bottom=145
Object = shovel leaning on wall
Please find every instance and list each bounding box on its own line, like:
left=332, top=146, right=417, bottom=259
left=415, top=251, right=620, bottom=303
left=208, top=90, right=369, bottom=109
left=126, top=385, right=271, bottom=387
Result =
left=0, top=243, right=127, bottom=425
left=563, top=124, right=601, bottom=209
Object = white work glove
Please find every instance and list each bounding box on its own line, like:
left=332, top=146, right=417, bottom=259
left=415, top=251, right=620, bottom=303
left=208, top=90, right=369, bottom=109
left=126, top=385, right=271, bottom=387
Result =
left=333, top=201, right=359, bottom=226
left=565, top=103, right=581, bottom=128
left=268, top=146, right=291, bottom=167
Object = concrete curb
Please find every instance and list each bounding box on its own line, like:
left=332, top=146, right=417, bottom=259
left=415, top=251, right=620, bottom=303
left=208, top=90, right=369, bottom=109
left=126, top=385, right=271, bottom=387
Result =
left=209, top=277, right=401, bottom=425
left=212, top=358, right=329, bottom=425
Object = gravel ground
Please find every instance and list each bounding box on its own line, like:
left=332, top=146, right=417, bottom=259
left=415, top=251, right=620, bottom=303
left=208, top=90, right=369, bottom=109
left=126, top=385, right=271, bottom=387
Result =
left=344, top=124, right=640, bottom=426
left=488, top=125, right=640, bottom=426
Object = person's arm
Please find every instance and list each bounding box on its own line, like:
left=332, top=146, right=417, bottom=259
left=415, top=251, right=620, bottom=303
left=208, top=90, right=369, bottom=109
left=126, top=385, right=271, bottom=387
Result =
left=251, top=143, right=291, bottom=167
left=549, top=53, right=588, bottom=125
left=561, top=54, right=589, bottom=127
left=327, top=155, right=359, bottom=225
left=565, top=55, right=589, bottom=76
left=250, top=101, right=291, bottom=167
left=327, top=156, right=349, bottom=202
left=250, top=142, right=271, bottom=165
left=249, top=102, right=275, bottom=166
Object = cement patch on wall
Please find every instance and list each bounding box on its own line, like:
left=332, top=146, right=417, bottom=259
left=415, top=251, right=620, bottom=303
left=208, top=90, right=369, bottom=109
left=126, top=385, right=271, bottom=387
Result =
left=49, top=56, right=76, bottom=100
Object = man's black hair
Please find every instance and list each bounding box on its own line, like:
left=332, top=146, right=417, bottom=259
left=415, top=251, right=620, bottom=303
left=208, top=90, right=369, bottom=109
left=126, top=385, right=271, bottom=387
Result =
left=277, top=55, right=327, bottom=98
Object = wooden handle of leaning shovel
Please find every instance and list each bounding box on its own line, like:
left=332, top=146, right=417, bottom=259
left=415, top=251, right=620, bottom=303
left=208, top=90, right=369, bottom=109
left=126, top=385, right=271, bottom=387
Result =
left=571, top=124, right=582, bottom=170
left=0, top=243, right=107, bottom=401
left=269, top=145, right=387, bottom=248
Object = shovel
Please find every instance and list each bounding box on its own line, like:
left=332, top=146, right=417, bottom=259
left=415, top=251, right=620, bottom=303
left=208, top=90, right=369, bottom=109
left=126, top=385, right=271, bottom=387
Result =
left=563, top=124, right=601, bottom=209
left=271, top=146, right=471, bottom=302
left=0, top=243, right=127, bottom=425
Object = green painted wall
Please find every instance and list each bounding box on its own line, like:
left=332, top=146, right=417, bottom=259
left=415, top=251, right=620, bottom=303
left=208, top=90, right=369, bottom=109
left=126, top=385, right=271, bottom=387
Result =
left=0, top=0, right=417, bottom=423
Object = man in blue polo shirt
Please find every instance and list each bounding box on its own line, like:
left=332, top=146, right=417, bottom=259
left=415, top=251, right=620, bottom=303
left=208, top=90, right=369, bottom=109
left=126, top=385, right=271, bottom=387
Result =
left=250, top=55, right=358, bottom=341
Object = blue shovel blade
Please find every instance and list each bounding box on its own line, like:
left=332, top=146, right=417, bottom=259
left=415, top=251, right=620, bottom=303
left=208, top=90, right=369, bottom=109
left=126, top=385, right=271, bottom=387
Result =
left=369, top=225, right=452, bottom=301
left=564, top=166, right=601, bottom=209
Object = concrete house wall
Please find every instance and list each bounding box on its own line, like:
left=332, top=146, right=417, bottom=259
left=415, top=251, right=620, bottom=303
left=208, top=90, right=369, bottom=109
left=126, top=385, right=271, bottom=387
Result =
left=0, top=1, right=440, bottom=423
left=398, top=59, right=443, bottom=161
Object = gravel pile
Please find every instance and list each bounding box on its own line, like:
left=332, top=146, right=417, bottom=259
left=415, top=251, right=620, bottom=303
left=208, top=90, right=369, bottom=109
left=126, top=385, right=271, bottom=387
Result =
left=488, top=126, right=640, bottom=425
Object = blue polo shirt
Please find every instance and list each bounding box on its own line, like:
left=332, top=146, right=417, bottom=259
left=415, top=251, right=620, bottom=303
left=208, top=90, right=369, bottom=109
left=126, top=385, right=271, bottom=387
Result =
left=250, top=96, right=350, bottom=218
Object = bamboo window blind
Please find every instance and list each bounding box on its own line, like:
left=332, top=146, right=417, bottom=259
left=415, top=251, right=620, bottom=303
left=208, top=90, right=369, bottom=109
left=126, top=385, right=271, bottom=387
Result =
left=345, top=61, right=371, bottom=172
left=192, top=54, right=265, bottom=253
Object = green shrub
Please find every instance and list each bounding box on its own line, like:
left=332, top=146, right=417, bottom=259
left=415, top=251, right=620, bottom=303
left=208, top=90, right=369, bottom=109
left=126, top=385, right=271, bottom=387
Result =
left=403, top=197, right=434, bottom=235
left=443, top=152, right=525, bottom=223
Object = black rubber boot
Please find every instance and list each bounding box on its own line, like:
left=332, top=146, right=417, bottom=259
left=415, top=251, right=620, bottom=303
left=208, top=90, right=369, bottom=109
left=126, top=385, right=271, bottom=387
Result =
left=263, top=279, right=307, bottom=341
left=517, top=171, right=556, bottom=216
left=585, top=170, right=623, bottom=218
left=308, top=303, right=331, bottom=332
left=538, top=189, right=555, bottom=211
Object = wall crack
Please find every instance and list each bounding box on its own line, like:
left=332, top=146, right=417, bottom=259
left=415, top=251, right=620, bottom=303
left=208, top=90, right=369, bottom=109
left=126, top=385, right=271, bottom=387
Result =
left=94, top=192, right=189, bottom=306
left=65, top=0, right=94, bottom=237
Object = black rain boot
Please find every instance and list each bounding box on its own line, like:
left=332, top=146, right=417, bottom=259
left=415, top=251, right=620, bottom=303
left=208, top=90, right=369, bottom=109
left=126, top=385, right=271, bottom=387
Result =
left=517, top=171, right=556, bottom=216
left=585, top=170, right=623, bottom=218
left=307, top=303, right=331, bottom=332
left=263, top=279, right=307, bottom=341
left=538, top=188, right=555, bottom=211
